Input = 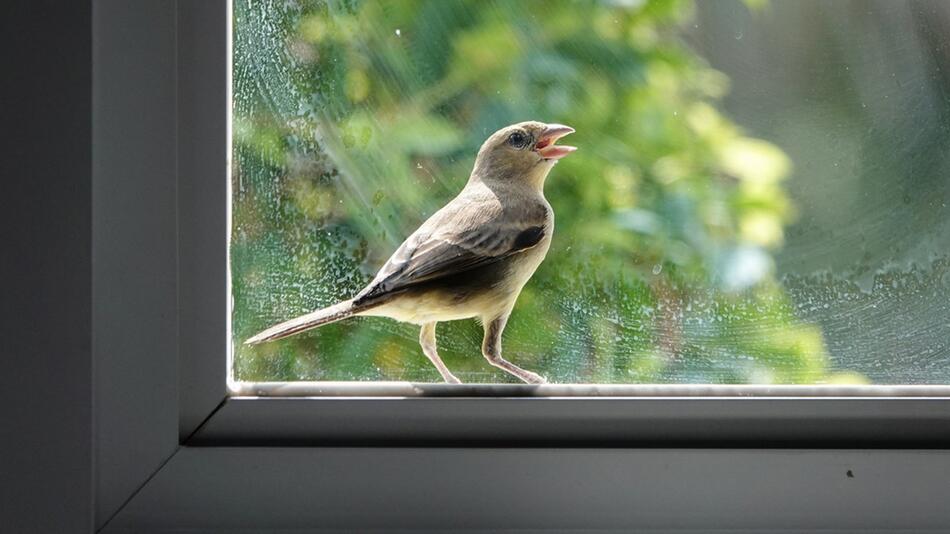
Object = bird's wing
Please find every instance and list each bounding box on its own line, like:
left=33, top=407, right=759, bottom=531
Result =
left=355, top=194, right=547, bottom=303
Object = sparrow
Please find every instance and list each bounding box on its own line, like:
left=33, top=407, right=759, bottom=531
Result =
left=246, top=121, right=576, bottom=384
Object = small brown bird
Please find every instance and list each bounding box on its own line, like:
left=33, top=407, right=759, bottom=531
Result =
left=246, top=121, right=576, bottom=383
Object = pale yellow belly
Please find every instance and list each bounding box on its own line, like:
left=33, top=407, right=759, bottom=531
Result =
left=361, top=289, right=507, bottom=324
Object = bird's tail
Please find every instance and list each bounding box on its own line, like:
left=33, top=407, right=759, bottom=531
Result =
left=244, top=299, right=363, bottom=345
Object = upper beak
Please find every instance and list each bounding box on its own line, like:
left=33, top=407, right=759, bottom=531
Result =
left=535, top=124, right=577, bottom=160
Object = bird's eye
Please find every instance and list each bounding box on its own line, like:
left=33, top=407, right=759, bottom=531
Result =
left=507, top=131, right=528, bottom=149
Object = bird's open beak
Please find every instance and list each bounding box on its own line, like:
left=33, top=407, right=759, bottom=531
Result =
left=535, top=124, right=577, bottom=160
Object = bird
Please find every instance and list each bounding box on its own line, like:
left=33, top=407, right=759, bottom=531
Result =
left=245, top=121, right=576, bottom=384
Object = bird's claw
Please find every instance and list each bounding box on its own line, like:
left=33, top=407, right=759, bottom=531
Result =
left=523, top=372, right=548, bottom=385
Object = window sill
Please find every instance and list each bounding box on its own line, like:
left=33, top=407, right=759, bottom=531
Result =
left=230, top=381, right=950, bottom=397
left=191, top=385, right=950, bottom=447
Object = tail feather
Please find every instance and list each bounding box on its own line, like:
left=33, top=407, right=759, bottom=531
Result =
left=245, top=299, right=361, bottom=345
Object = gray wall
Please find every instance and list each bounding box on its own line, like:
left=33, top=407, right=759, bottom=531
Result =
left=0, top=1, right=94, bottom=532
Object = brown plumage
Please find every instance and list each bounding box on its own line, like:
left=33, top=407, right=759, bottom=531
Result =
left=246, top=121, right=576, bottom=383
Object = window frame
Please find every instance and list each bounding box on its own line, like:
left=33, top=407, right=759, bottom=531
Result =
left=93, top=1, right=950, bottom=531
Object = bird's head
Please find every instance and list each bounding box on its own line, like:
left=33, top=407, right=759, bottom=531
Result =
left=471, top=121, right=576, bottom=190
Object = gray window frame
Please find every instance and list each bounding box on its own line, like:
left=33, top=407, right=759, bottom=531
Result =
left=93, top=1, right=950, bottom=531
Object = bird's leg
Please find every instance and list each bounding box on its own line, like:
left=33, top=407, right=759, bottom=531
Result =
left=419, top=322, right=461, bottom=384
left=481, top=314, right=547, bottom=384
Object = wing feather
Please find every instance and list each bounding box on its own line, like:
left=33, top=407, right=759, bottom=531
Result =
left=355, top=193, right=547, bottom=303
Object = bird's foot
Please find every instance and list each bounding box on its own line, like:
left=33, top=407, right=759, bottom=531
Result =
left=521, top=371, right=548, bottom=385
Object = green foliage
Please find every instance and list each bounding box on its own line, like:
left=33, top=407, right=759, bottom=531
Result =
left=232, top=0, right=846, bottom=384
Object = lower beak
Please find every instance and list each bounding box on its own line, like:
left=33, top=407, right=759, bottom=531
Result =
left=536, top=124, right=577, bottom=160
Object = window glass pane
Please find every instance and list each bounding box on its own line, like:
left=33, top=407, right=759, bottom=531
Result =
left=231, top=0, right=950, bottom=384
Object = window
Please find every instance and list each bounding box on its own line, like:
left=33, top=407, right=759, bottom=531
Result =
left=90, top=1, right=950, bottom=530
left=231, top=0, right=950, bottom=387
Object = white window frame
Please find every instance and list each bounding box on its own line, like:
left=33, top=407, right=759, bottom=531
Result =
left=93, top=1, right=950, bottom=531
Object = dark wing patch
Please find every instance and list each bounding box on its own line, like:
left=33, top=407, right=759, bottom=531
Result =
left=356, top=224, right=546, bottom=303
left=513, top=226, right=545, bottom=251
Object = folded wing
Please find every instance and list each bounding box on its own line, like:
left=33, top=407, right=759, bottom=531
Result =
left=354, top=197, right=546, bottom=304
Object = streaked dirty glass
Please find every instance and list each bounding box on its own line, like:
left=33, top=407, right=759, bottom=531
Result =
left=231, top=0, right=950, bottom=384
